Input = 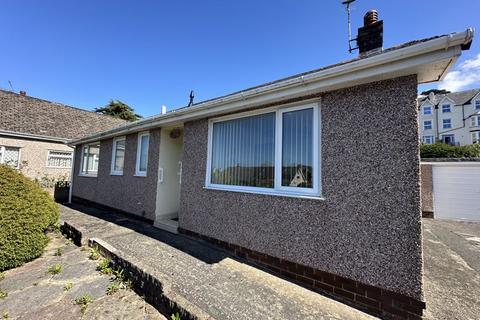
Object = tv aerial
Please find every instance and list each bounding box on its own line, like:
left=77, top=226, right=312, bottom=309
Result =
left=341, top=0, right=358, bottom=53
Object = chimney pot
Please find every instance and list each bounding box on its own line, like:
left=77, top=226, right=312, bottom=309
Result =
left=19, top=90, right=26, bottom=96
left=364, top=10, right=378, bottom=26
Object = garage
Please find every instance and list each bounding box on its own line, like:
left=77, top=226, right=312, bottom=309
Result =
left=432, top=163, right=480, bottom=220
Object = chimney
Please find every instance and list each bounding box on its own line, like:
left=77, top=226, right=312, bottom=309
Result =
left=19, top=90, right=26, bottom=96
left=161, top=105, right=167, bottom=114
left=356, top=10, right=383, bottom=55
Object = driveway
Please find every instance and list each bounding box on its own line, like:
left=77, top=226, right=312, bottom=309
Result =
left=423, top=218, right=480, bottom=320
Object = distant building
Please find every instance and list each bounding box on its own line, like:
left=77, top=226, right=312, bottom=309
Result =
left=418, top=89, right=480, bottom=145
left=0, top=90, right=126, bottom=182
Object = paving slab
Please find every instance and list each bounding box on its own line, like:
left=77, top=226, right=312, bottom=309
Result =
left=60, top=203, right=377, bottom=320
left=0, top=233, right=166, bottom=320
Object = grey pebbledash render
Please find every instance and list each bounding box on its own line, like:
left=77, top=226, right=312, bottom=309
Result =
left=68, top=11, right=474, bottom=319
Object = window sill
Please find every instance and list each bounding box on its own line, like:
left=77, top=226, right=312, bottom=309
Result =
left=203, top=186, right=324, bottom=201
left=79, top=173, right=98, bottom=178
left=134, top=173, right=147, bottom=177
left=110, top=172, right=124, bottom=176
left=46, top=166, right=72, bottom=169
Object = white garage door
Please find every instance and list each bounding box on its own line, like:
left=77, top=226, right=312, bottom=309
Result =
left=433, top=164, right=480, bottom=221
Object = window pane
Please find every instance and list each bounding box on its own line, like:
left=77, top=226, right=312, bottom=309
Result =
left=211, top=112, right=275, bottom=188
left=139, top=135, right=149, bottom=172
left=47, top=151, right=72, bottom=168
left=282, top=108, right=313, bottom=188
left=82, top=144, right=99, bottom=174
left=114, top=140, right=125, bottom=171
left=3, top=147, right=20, bottom=168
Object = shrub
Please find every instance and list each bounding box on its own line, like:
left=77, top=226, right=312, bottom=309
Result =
left=0, top=165, right=59, bottom=271
left=420, top=143, right=480, bottom=159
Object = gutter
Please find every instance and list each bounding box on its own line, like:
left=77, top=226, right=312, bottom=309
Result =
left=0, top=129, right=70, bottom=144
left=71, top=28, right=475, bottom=146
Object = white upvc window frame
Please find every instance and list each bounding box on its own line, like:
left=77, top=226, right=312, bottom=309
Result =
left=110, top=136, right=126, bottom=176
left=442, top=118, right=452, bottom=129
left=423, top=120, right=433, bottom=130
left=472, top=131, right=480, bottom=144
left=422, top=136, right=434, bottom=144
left=471, top=115, right=480, bottom=127
left=46, top=150, right=73, bottom=168
left=135, top=131, right=150, bottom=177
left=442, top=104, right=451, bottom=113
left=79, top=142, right=100, bottom=177
left=475, top=100, right=480, bottom=110
left=422, top=105, right=432, bottom=115
left=205, top=101, right=321, bottom=199
left=0, top=145, right=21, bottom=169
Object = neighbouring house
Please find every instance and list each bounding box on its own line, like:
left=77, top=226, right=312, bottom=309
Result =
left=0, top=90, right=126, bottom=183
left=418, top=89, right=480, bottom=145
left=68, top=11, right=474, bottom=319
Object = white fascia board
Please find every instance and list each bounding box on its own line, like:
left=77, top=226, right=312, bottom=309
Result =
left=71, top=29, right=474, bottom=146
left=0, top=130, right=69, bottom=143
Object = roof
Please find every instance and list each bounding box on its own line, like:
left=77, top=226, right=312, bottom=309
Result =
left=418, top=89, right=480, bottom=106
left=71, top=28, right=474, bottom=146
left=0, top=90, right=127, bottom=141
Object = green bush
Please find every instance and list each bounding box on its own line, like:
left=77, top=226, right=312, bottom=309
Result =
left=0, top=165, right=59, bottom=271
left=421, top=142, right=480, bottom=159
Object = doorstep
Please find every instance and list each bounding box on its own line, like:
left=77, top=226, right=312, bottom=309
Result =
left=60, top=203, right=377, bottom=320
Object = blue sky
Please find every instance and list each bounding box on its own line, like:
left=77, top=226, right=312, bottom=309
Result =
left=1, top=1, right=479, bottom=117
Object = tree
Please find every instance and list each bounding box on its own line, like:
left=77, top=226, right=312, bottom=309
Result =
left=420, top=89, right=450, bottom=96
left=94, top=100, right=142, bottom=121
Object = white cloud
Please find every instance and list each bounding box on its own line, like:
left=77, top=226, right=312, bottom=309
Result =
left=438, top=53, right=480, bottom=92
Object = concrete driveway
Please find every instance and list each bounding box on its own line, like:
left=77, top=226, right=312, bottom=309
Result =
left=423, top=218, right=480, bottom=320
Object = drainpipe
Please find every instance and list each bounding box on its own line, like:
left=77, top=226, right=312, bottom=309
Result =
left=68, top=146, right=76, bottom=204
left=435, top=105, right=439, bottom=141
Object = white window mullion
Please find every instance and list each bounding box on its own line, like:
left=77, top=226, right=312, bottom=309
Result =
left=274, top=110, right=282, bottom=191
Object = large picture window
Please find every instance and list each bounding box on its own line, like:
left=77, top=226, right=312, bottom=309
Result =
left=206, top=103, right=320, bottom=197
left=80, top=143, right=100, bottom=176
left=110, top=137, right=125, bottom=175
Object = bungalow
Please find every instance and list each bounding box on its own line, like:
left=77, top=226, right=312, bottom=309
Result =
left=69, top=12, right=474, bottom=319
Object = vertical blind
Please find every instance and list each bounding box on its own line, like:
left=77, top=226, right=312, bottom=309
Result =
left=281, top=108, right=313, bottom=188
left=211, top=112, right=275, bottom=188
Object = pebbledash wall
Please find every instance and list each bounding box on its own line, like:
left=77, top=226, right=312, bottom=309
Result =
left=179, top=75, right=424, bottom=318
left=72, top=129, right=161, bottom=221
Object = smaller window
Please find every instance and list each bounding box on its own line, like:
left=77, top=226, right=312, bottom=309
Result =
left=442, top=104, right=451, bottom=113
left=422, top=136, right=434, bottom=144
left=110, top=137, right=126, bottom=175
left=442, top=118, right=452, bottom=129
left=472, top=132, right=480, bottom=144
left=471, top=115, right=480, bottom=127
left=80, top=143, right=100, bottom=176
left=423, top=120, right=432, bottom=130
left=135, top=132, right=150, bottom=176
left=422, top=106, right=432, bottom=115
left=475, top=100, right=480, bottom=110
left=0, top=146, right=20, bottom=168
left=47, top=150, right=73, bottom=168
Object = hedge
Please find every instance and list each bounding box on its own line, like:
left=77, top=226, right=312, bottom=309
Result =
left=0, top=165, right=59, bottom=271
left=421, top=142, right=480, bottom=159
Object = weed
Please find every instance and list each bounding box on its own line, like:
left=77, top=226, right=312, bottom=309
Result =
left=171, top=312, right=181, bottom=320
left=64, top=282, right=73, bottom=291
left=74, top=294, right=93, bottom=314
left=0, top=272, right=4, bottom=282
left=89, top=248, right=100, bottom=260
left=33, top=282, right=39, bottom=286
left=47, top=264, right=62, bottom=275
left=97, top=258, right=112, bottom=275
left=0, top=289, right=7, bottom=299
left=2, top=309, right=8, bottom=319
left=106, top=282, right=119, bottom=295
left=54, top=247, right=63, bottom=256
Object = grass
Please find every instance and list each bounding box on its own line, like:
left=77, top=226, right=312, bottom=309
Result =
left=74, top=294, right=93, bottom=314
left=54, top=247, right=63, bottom=256
left=0, top=272, right=4, bottom=282
left=47, top=264, right=62, bottom=275
left=64, top=282, right=73, bottom=291
left=2, top=309, right=8, bottom=319
left=89, top=248, right=100, bottom=261
left=0, top=289, right=7, bottom=299
left=171, top=313, right=181, bottom=320
left=106, top=282, right=119, bottom=295
left=97, top=258, right=112, bottom=275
